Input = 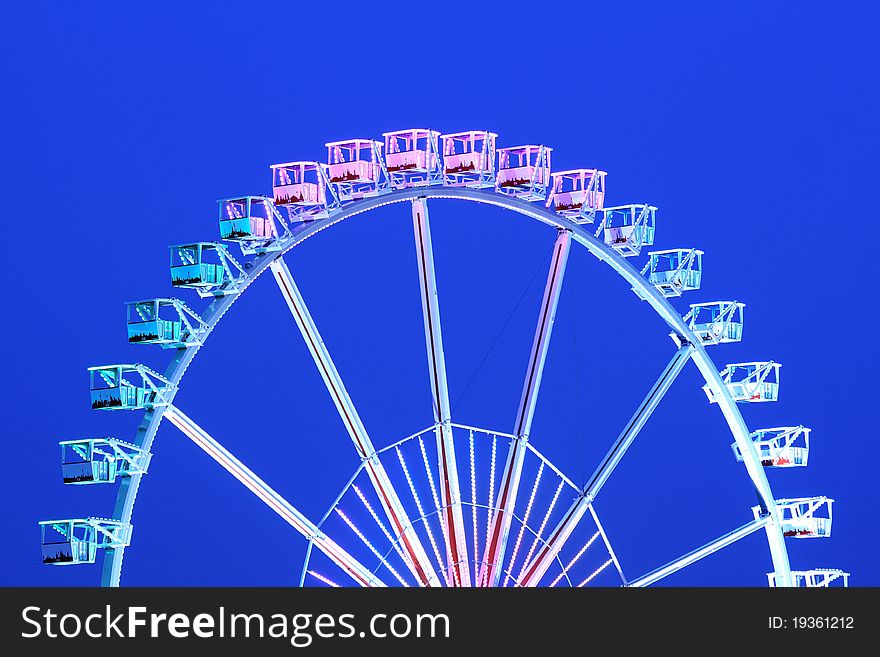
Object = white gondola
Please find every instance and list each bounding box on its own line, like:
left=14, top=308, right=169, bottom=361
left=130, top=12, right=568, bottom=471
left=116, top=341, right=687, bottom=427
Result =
left=755, top=497, right=833, bottom=539
left=639, top=248, right=703, bottom=298
left=767, top=569, right=849, bottom=587
left=686, top=301, right=744, bottom=344
left=596, top=204, right=656, bottom=256
left=705, top=361, right=780, bottom=403
left=546, top=168, right=606, bottom=223
left=732, top=426, right=810, bottom=468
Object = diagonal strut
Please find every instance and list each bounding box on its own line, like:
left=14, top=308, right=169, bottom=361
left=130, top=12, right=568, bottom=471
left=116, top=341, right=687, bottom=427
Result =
left=480, top=229, right=572, bottom=587
left=163, top=405, right=385, bottom=587
left=518, top=343, right=695, bottom=586
left=270, top=258, right=440, bottom=587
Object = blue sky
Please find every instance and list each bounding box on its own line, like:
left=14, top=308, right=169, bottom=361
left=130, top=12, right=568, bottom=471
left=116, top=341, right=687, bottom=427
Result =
left=1, top=2, right=876, bottom=586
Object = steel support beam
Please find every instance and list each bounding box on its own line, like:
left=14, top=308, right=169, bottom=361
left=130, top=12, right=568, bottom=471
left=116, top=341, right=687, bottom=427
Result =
left=519, top=343, right=694, bottom=586
left=270, top=258, right=440, bottom=587
left=163, top=406, right=385, bottom=587
left=411, top=198, right=470, bottom=586
left=480, top=229, right=572, bottom=587
left=628, top=515, right=771, bottom=587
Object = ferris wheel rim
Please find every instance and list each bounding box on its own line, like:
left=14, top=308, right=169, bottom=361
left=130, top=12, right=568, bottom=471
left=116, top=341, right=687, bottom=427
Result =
left=100, top=185, right=791, bottom=587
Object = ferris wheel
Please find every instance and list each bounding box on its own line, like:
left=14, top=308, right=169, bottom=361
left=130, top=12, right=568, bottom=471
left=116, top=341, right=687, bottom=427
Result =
left=39, top=129, right=848, bottom=589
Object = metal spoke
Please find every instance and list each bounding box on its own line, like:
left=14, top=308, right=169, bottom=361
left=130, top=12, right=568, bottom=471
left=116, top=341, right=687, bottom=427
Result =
left=163, top=406, right=385, bottom=587
left=270, top=258, right=440, bottom=587
left=518, top=343, right=694, bottom=587
left=480, top=229, right=572, bottom=587
left=411, top=198, right=470, bottom=586
left=628, top=516, right=771, bottom=587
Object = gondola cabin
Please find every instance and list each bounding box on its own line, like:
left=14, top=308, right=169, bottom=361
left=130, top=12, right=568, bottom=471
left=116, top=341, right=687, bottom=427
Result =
left=687, top=301, right=744, bottom=344
left=219, top=196, right=277, bottom=241
left=495, top=145, right=552, bottom=200
left=769, top=497, right=834, bottom=539
left=88, top=364, right=173, bottom=410
left=440, top=130, right=497, bottom=187
left=126, top=299, right=181, bottom=345
left=60, top=438, right=151, bottom=484
left=732, top=426, right=810, bottom=468
left=383, top=129, right=442, bottom=188
left=768, top=569, right=849, bottom=588
left=644, top=249, right=703, bottom=296
left=39, top=519, right=131, bottom=565
left=39, top=520, right=96, bottom=565
left=600, top=204, right=656, bottom=256
left=273, top=161, right=325, bottom=206
left=170, top=243, right=227, bottom=290
left=705, top=361, right=780, bottom=403
left=61, top=439, right=117, bottom=484
left=547, top=169, right=606, bottom=222
left=325, top=139, right=388, bottom=200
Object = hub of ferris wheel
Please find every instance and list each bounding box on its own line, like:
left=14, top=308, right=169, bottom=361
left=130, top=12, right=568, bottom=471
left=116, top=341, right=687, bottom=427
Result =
left=40, top=128, right=846, bottom=587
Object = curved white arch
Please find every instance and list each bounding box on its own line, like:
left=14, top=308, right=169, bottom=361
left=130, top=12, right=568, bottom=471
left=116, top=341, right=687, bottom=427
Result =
left=102, top=186, right=792, bottom=587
